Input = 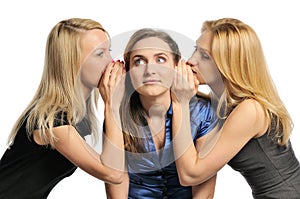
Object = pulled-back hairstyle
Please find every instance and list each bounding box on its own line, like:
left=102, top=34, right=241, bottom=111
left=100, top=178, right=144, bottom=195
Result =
left=202, top=18, right=293, bottom=145
left=121, top=28, right=181, bottom=153
left=8, top=18, right=107, bottom=147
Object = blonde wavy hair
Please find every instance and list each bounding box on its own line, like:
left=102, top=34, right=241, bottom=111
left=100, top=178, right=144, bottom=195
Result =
left=8, top=18, right=107, bottom=147
left=202, top=18, right=293, bottom=146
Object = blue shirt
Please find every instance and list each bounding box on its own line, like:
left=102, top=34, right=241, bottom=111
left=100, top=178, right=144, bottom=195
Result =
left=126, top=95, right=218, bottom=199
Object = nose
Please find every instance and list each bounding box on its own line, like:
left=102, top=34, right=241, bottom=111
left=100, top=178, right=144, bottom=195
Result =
left=187, top=55, right=197, bottom=67
left=144, top=63, right=156, bottom=76
left=107, top=53, right=113, bottom=63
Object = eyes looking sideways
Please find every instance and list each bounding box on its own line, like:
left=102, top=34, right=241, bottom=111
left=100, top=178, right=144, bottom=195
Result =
left=132, top=54, right=168, bottom=67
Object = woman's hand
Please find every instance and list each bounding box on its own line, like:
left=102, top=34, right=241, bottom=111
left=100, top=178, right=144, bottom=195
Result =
left=98, top=60, right=126, bottom=174
left=98, top=60, right=125, bottom=108
left=171, top=60, right=199, bottom=104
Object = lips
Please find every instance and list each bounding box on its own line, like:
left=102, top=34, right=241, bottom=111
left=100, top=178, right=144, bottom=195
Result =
left=142, top=79, right=161, bottom=84
left=191, top=67, right=198, bottom=74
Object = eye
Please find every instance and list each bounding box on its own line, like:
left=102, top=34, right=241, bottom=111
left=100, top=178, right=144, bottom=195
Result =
left=194, top=46, right=198, bottom=52
left=157, top=57, right=166, bottom=63
left=200, top=51, right=210, bottom=60
left=133, top=58, right=146, bottom=66
left=97, top=51, right=104, bottom=57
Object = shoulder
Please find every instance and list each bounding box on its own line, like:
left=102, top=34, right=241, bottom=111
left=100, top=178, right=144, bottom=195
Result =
left=51, top=125, right=78, bottom=142
left=233, top=99, right=265, bottom=119
left=227, top=99, right=267, bottom=136
left=190, top=94, right=219, bottom=135
left=190, top=93, right=211, bottom=109
left=189, top=94, right=215, bottom=120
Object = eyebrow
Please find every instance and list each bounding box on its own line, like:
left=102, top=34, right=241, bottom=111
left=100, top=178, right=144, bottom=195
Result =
left=92, top=40, right=111, bottom=51
left=131, top=54, right=146, bottom=60
left=92, top=46, right=110, bottom=54
left=154, top=52, right=169, bottom=57
left=132, top=52, right=169, bottom=59
left=195, top=44, right=211, bottom=54
left=199, top=47, right=210, bottom=53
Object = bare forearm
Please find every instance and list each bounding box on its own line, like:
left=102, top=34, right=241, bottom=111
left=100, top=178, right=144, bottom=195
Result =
left=172, top=102, right=195, bottom=158
left=192, top=175, right=217, bottom=199
left=101, top=104, right=124, bottom=173
left=172, top=102, right=209, bottom=185
left=105, top=173, right=129, bottom=199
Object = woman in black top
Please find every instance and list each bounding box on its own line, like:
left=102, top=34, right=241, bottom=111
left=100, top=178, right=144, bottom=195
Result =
left=0, top=18, right=125, bottom=199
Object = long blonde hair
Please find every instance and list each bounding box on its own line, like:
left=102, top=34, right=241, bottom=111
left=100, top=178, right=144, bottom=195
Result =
left=8, top=18, right=107, bottom=147
left=202, top=18, right=293, bottom=145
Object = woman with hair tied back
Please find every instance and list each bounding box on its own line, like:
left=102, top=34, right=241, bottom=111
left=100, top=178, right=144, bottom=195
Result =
left=171, top=17, right=300, bottom=198
left=0, top=18, right=125, bottom=199
left=105, top=28, right=219, bottom=199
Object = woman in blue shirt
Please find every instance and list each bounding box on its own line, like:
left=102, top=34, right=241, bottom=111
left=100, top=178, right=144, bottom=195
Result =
left=105, top=28, right=218, bottom=199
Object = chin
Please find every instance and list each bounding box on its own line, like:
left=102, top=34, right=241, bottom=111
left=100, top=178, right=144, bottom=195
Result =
left=138, top=86, right=169, bottom=97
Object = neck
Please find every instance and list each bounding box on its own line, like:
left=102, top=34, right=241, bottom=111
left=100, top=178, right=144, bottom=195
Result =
left=210, top=80, right=225, bottom=99
left=140, top=92, right=170, bottom=142
left=82, top=85, right=92, bottom=100
left=139, top=91, right=171, bottom=117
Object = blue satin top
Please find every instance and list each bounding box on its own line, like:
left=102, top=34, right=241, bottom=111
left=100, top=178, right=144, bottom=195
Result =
left=126, top=95, right=218, bottom=199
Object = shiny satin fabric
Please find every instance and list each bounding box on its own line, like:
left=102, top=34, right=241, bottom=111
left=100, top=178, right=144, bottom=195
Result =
left=126, top=95, right=218, bottom=198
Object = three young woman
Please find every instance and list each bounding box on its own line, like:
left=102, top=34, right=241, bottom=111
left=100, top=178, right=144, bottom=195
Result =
left=1, top=17, right=299, bottom=199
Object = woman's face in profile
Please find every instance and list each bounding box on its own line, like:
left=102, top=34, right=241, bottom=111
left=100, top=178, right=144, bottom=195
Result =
left=129, top=37, right=175, bottom=97
left=80, top=29, right=112, bottom=94
left=188, top=31, right=224, bottom=94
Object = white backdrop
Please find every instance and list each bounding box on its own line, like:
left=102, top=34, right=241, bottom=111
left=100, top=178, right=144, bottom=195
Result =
left=0, top=0, right=299, bottom=198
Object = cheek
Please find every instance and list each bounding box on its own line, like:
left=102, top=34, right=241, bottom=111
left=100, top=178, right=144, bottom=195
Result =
left=197, top=63, right=220, bottom=84
left=83, top=62, right=102, bottom=76
left=129, top=67, right=144, bottom=89
left=161, top=68, right=174, bottom=87
left=193, top=71, right=205, bottom=84
left=199, top=66, right=214, bottom=84
left=81, top=58, right=108, bottom=85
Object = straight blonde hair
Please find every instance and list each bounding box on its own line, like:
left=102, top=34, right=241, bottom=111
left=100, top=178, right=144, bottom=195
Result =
left=202, top=18, right=293, bottom=145
left=8, top=18, right=107, bottom=147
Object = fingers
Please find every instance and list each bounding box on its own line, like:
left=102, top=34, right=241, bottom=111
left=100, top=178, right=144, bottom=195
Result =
left=180, top=60, right=185, bottom=86
left=101, top=61, right=114, bottom=85
left=98, top=60, right=126, bottom=105
left=109, top=61, right=123, bottom=83
left=171, top=59, right=197, bottom=103
left=175, top=59, right=194, bottom=87
left=101, top=60, right=124, bottom=86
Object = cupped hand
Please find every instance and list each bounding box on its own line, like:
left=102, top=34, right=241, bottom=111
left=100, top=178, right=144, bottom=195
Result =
left=171, top=60, right=199, bottom=104
left=98, top=60, right=126, bottom=108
